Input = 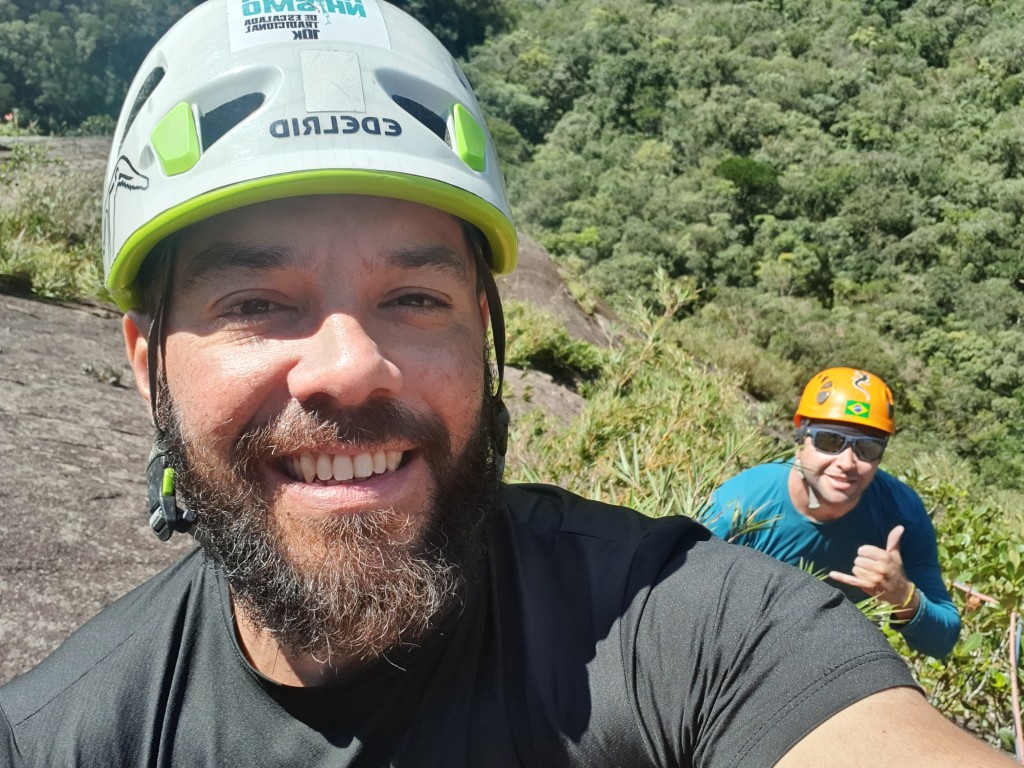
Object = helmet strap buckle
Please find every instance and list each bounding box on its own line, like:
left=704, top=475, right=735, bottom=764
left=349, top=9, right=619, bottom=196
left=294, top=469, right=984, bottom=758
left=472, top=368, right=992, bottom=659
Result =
left=146, top=442, right=195, bottom=541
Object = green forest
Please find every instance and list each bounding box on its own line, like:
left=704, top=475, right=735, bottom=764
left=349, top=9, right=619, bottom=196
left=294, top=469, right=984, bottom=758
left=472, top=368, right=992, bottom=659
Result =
left=6, top=0, right=1019, bottom=493
left=1, top=0, right=1023, bottom=753
left=464, top=0, right=1024, bottom=496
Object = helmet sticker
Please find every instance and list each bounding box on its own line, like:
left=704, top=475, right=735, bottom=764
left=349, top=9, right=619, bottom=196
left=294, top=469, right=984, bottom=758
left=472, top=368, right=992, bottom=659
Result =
left=815, top=376, right=832, bottom=404
left=301, top=49, right=364, bottom=112
left=844, top=400, right=871, bottom=418
left=103, top=156, right=150, bottom=271
left=852, top=371, right=871, bottom=400
left=228, top=0, right=391, bottom=52
left=109, top=155, right=151, bottom=194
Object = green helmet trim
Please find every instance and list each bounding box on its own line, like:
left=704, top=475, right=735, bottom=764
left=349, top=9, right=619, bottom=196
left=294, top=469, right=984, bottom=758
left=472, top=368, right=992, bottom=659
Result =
left=106, top=169, right=518, bottom=311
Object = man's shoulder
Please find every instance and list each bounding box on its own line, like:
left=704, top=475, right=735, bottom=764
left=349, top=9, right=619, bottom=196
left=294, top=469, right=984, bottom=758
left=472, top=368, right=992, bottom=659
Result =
left=494, top=482, right=809, bottom=614
left=727, top=460, right=792, bottom=484
left=495, top=483, right=723, bottom=613
left=871, top=467, right=918, bottom=492
left=711, top=461, right=792, bottom=506
left=500, top=482, right=707, bottom=545
left=0, top=548, right=214, bottom=727
left=866, top=469, right=928, bottom=515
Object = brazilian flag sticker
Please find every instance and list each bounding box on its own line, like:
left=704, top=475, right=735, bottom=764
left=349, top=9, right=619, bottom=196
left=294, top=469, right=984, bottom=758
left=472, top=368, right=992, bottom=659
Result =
left=844, top=400, right=871, bottom=418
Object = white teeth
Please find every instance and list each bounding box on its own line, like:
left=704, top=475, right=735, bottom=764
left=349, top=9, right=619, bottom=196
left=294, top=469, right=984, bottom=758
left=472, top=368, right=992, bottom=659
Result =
left=333, top=454, right=354, bottom=481
left=353, top=453, right=374, bottom=479
left=289, top=450, right=405, bottom=482
left=316, top=453, right=333, bottom=481
left=299, top=453, right=317, bottom=483
left=386, top=450, right=402, bottom=471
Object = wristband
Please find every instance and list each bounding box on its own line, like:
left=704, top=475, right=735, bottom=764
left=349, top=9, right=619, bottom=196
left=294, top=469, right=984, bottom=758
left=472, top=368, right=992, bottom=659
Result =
left=899, top=582, right=916, bottom=609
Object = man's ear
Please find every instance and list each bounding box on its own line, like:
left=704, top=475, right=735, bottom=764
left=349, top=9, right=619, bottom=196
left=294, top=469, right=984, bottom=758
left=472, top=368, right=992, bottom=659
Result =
left=123, top=312, right=152, bottom=405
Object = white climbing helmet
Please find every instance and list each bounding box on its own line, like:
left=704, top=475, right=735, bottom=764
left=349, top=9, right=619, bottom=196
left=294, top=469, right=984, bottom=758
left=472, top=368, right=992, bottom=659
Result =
left=103, top=0, right=517, bottom=311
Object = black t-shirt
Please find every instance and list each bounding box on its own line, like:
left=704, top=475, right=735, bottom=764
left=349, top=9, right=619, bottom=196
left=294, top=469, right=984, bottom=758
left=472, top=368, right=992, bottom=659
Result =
left=1, top=484, right=915, bottom=767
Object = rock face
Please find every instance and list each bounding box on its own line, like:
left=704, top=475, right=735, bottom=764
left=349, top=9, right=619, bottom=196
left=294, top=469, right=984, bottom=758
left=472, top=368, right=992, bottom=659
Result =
left=498, top=233, right=618, bottom=348
left=0, top=189, right=614, bottom=684
left=0, top=294, right=191, bottom=684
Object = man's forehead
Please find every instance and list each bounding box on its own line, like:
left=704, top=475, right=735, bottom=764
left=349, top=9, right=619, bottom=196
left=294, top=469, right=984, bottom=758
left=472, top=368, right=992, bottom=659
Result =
left=175, top=242, right=473, bottom=289
left=173, top=195, right=477, bottom=287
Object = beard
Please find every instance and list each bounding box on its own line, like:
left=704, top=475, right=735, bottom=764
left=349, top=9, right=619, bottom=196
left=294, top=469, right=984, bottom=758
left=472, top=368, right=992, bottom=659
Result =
left=156, top=366, right=501, bottom=666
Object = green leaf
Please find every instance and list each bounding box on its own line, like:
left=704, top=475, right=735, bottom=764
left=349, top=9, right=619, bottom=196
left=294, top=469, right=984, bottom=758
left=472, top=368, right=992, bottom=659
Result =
left=958, top=633, right=984, bottom=655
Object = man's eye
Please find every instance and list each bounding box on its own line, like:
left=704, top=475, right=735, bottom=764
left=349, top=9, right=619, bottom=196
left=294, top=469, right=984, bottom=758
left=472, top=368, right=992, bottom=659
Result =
left=231, top=299, right=276, bottom=315
left=395, top=293, right=449, bottom=309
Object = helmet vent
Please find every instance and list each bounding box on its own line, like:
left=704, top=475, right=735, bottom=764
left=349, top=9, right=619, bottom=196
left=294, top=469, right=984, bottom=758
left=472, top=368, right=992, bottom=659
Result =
left=120, top=67, right=165, bottom=149
left=392, top=95, right=450, bottom=145
left=200, top=93, right=265, bottom=150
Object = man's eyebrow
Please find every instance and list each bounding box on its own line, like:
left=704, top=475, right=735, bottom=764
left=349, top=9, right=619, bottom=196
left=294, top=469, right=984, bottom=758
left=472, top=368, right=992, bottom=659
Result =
left=383, top=244, right=473, bottom=285
left=177, top=241, right=473, bottom=291
left=177, top=243, right=304, bottom=291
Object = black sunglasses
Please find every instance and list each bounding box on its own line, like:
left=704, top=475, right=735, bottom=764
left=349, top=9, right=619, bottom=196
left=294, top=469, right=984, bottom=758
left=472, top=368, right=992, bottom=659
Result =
left=805, top=426, right=887, bottom=462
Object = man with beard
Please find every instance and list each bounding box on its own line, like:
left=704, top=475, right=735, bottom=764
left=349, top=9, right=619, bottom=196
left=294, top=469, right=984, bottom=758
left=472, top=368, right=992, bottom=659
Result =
left=0, top=2, right=1014, bottom=766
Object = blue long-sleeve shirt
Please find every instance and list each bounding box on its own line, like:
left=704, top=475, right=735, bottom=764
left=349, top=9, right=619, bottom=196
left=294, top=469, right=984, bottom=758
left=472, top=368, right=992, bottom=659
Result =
left=704, top=461, right=961, bottom=658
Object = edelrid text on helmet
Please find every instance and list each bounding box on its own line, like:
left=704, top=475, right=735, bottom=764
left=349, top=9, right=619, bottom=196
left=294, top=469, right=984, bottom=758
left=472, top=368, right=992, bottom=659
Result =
left=102, top=0, right=517, bottom=312
left=794, top=367, right=895, bottom=435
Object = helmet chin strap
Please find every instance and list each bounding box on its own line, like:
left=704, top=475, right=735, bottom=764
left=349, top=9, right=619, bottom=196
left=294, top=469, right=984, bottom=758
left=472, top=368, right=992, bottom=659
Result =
left=144, top=260, right=195, bottom=541
left=475, top=252, right=510, bottom=478
left=793, top=457, right=821, bottom=510
left=792, top=422, right=820, bottom=510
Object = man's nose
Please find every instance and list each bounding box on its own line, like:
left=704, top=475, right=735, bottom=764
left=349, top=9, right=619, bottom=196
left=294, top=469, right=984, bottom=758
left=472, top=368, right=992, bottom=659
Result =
left=287, top=312, right=401, bottom=406
left=834, top=446, right=859, bottom=469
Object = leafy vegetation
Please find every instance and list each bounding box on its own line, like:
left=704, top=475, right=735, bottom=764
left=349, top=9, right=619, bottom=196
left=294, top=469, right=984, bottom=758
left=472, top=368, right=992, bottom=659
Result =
left=0, top=1, right=204, bottom=132
left=504, top=300, right=606, bottom=387
left=466, top=0, right=1024, bottom=492
left=0, top=144, right=103, bottom=299
left=892, top=471, right=1024, bottom=750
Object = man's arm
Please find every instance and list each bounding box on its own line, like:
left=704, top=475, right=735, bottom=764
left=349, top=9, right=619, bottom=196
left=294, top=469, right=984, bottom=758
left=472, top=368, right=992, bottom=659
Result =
left=778, top=686, right=1015, bottom=767
left=894, top=513, right=961, bottom=658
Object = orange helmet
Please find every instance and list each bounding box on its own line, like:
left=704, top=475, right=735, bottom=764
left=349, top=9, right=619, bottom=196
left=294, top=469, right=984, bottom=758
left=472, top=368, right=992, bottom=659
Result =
left=794, top=367, right=895, bottom=434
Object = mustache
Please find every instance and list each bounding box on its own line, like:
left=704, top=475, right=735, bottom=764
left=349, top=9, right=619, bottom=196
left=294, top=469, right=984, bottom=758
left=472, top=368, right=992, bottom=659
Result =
left=232, top=398, right=451, bottom=465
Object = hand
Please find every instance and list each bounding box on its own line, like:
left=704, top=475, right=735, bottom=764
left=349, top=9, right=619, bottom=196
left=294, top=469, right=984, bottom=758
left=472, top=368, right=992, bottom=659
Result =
left=829, top=526, right=915, bottom=608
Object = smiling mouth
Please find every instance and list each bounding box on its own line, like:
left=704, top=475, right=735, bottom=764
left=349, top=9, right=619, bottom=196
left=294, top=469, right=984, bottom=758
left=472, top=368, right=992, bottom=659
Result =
left=281, top=450, right=405, bottom=484
left=827, top=475, right=856, bottom=486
